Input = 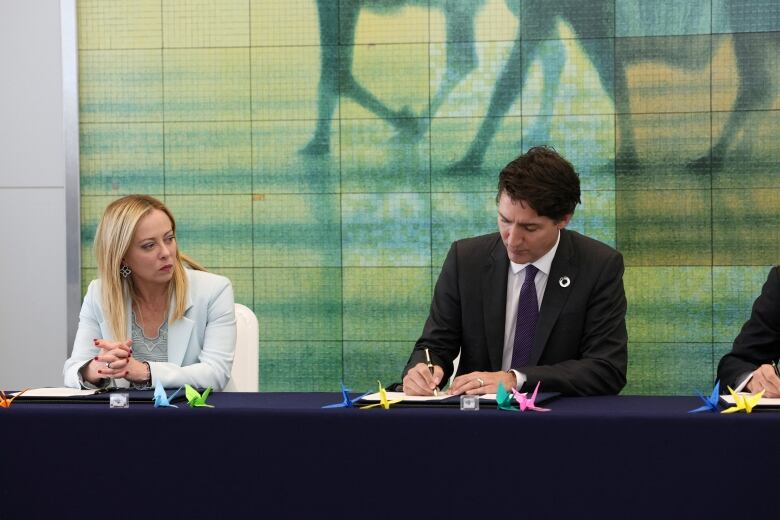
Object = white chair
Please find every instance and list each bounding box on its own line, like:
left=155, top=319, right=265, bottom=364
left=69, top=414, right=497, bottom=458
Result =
left=223, top=303, right=259, bottom=392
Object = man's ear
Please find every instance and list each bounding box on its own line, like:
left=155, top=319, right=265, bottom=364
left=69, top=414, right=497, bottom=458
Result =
left=558, top=213, right=573, bottom=229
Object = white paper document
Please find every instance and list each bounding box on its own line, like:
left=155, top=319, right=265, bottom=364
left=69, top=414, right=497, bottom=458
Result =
left=359, top=391, right=451, bottom=402
left=12, top=387, right=102, bottom=398
left=359, top=392, right=500, bottom=402
left=720, top=394, right=780, bottom=407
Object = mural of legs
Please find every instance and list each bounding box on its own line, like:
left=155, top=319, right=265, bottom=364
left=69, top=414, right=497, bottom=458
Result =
left=445, top=26, right=524, bottom=174
left=300, top=0, right=424, bottom=156
left=428, top=0, right=483, bottom=117
left=447, top=0, right=614, bottom=174
left=700, top=32, right=780, bottom=171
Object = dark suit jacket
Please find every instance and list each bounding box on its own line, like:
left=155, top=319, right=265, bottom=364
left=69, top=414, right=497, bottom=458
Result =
left=402, top=229, right=627, bottom=396
left=717, top=266, right=780, bottom=388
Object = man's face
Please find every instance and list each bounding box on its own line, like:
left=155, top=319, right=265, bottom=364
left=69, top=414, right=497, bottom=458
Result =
left=497, top=191, right=570, bottom=264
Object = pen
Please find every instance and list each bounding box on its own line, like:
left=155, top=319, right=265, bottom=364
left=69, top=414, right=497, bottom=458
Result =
left=425, top=348, right=438, bottom=396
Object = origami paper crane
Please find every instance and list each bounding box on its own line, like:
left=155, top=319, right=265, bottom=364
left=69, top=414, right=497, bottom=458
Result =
left=0, top=389, right=26, bottom=408
left=185, top=384, right=214, bottom=408
left=322, top=382, right=369, bottom=408
left=496, top=383, right=517, bottom=411
left=721, top=386, right=765, bottom=414
left=153, top=381, right=183, bottom=408
left=512, top=381, right=551, bottom=412
left=689, top=380, right=720, bottom=413
left=360, top=381, right=402, bottom=410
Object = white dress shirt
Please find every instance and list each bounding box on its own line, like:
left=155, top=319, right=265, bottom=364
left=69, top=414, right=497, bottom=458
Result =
left=502, top=231, right=561, bottom=388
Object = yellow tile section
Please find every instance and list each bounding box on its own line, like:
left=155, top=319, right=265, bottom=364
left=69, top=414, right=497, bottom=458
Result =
left=78, top=0, right=162, bottom=50
left=163, top=0, right=250, bottom=48
left=79, top=50, right=163, bottom=123
left=250, top=0, right=320, bottom=47
left=163, top=48, right=251, bottom=121
left=352, top=3, right=429, bottom=44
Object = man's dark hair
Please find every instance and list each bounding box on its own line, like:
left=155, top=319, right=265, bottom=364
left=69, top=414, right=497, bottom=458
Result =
left=496, top=146, right=581, bottom=221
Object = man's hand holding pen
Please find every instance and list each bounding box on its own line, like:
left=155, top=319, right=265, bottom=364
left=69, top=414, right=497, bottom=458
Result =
left=746, top=362, right=780, bottom=398
left=403, top=362, right=444, bottom=396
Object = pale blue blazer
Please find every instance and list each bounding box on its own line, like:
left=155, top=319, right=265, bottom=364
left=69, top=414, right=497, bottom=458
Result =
left=64, top=269, right=236, bottom=390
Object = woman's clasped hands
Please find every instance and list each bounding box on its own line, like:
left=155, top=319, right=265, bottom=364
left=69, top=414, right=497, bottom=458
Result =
left=83, top=339, right=143, bottom=384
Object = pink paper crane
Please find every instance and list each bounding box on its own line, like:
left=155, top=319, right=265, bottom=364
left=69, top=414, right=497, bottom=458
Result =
left=511, top=381, right=550, bottom=412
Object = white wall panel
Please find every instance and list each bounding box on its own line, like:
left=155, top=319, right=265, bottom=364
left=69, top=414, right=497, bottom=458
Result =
left=0, top=0, right=65, bottom=188
left=0, top=0, right=71, bottom=389
left=0, top=188, right=67, bottom=388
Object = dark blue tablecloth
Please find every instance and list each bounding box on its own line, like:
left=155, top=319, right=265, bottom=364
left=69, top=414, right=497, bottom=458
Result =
left=2, top=393, right=778, bottom=519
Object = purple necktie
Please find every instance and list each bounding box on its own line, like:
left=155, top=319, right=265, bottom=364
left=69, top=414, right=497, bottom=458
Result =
left=511, top=264, right=539, bottom=369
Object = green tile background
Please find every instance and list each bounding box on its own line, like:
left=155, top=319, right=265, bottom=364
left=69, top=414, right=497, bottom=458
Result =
left=617, top=189, right=712, bottom=266
left=214, top=268, right=254, bottom=310
left=624, top=267, right=713, bottom=343
left=343, top=341, right=415, bottom=390
left=79, top=50, right=163, bottom=123
left=252, top=120, right=341, bottom=194
left=341, top=194, right=431, bottom=267
left=164, top=122, right=252, bottom=194
left=253, top=268, right=342, bottom=341
left=163, top=48, right=251, bottom=122
left=259, top=341, right=342, bottom=391
left=77, top=1, right=780, bottom=394
left=342, top=267, right=431, bottom=341
left=80, top=123, right=164, bottom=195
left=165, top=195, right=253, bottom=267
left=712, top=266, right=771, bottom=342
left=624, top=342, right=715, bottom=396
left=253, top=194, right=341, bottom=267
left=616, top=1, right=711, bottom=37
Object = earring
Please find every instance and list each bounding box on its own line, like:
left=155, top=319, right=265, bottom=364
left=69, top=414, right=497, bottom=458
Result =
left=120, top=264, right=132, bottom=278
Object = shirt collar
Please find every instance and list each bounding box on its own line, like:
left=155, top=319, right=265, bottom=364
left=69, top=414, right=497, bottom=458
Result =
left=509, top=229, right=560, bottom=276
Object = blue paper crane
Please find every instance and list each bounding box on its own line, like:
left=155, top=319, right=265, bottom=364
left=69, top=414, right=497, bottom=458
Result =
left=322, top=382, right=369, bottom=409
left=689, top=380, right=720, bottom=413
left=153, top=380, right=183, bottom=408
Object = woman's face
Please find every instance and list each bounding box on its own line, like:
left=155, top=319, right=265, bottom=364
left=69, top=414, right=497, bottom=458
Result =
left=122, top=209, right=177, bottom=287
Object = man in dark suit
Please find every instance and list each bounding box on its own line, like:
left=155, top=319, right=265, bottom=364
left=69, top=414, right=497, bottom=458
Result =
left=717, top=267, right=780, bottom=397
left=402, top=146, right=627, bottom=396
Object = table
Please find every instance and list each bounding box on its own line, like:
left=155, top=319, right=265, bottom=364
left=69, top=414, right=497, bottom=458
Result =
left=2, top=393, right=778, bottom=519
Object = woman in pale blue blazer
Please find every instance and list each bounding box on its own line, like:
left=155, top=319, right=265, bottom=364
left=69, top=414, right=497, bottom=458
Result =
left=64, top=195, right=236, bottom=390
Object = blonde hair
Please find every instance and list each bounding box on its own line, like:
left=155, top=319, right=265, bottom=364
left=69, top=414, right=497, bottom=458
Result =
left=94, top=195, right=205, bottom=341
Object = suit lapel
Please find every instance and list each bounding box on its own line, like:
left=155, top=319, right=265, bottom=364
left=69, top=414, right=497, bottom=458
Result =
left=531, top=230, right=578, bottom=365
left=482, top=236, right=509, bottom=371
left=167, top=287, right=194, bottom=366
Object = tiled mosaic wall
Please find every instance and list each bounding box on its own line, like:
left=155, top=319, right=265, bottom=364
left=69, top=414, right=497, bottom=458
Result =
left=78, top=0, right=780, bottom=394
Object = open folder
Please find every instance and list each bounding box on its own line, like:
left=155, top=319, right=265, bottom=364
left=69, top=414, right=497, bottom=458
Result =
left=356, top=391, right=559, bottom=407
left=11, top=387, right=186, bottom=404
left=719, top=393, right=780, bottom=410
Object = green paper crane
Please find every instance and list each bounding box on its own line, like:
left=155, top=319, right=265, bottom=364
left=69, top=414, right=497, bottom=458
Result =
left=185, top=384, right=214, bottom=408
left=496, top=383, right=516, bottom=411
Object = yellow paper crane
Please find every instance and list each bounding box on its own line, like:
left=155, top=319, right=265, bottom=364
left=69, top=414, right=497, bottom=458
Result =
left=360, top=381, right=402, bottom=410
left=721, top=386, right=765, bottom=414
left=0, top=389, right=27, bottom=408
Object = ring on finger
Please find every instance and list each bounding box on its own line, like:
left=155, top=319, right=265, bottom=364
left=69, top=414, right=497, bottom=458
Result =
left=106, top=361, right=112, bottom=369
left=477, top=377, right=484, bottom=387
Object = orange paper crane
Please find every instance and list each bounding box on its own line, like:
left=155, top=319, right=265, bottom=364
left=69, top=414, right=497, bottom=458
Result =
left=0, top=389, right=27, bottom=408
